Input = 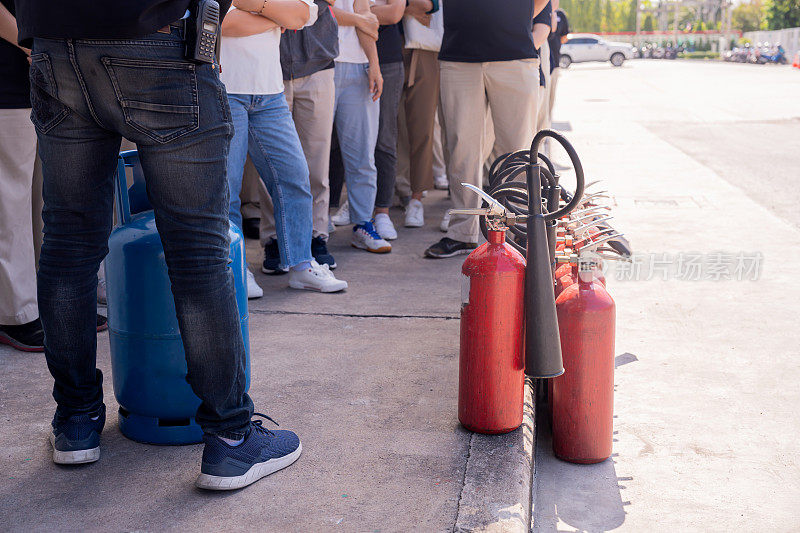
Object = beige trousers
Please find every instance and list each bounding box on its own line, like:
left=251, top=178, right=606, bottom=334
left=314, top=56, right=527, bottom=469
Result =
left=548, top=67, right=561, bottom=125
left=440, top=59, right=539, bottom=243
left=0, top=109, right=39, bottom=324
left=536, top=40, right=551, bottom=133
left=258, top=68, right=336, bottom=245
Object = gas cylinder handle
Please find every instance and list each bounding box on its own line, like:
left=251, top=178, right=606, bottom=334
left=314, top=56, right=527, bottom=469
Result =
left=570, top=216, right=615, bottom=236
left=582, top=191, right=611, bottom=200
left=450, top=183, right=528, bottom=231
left=578, top=233, right=625, bottom=253
left=574, top=227, right=617, bottom=246
left=569, top=205, right=611, bottom=218
left=566, top=213, right=613, bottom=227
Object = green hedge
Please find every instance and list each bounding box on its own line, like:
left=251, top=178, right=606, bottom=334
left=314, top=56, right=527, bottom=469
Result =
left=678, top=51, right=720, bottom=60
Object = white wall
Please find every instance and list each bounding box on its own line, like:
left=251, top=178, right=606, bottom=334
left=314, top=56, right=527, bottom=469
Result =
left=744, top=27, right=800, bottom=59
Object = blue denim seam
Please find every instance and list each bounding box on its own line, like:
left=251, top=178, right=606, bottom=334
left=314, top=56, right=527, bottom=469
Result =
left=247, top=120, right=298, bottom=269
left=67, top=41, right=106, bottom=128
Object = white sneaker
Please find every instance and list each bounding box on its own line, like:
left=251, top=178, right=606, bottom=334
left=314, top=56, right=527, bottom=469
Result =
left=289, top=261, right=348, bottom=293
left=331, top=202, right=350, bottom=226
left=328, top=217, right=336, bottom=234
left=351, top=222, right=392, bottom=253
left=434, top=175, right=449, bottom=190
left=246, top=268, right=263, bottom=299
left=405, top=198, right=424, bottom=228
left=374, top=213, right=397, bottom=240
left=440, top=210, right=451, bottom=233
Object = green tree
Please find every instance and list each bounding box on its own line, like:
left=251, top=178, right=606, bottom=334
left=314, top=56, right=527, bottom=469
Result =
left=733, top=1, right=766, bottom=32
left=642, top=13, right=655, bottom=31
left=764, top=0, right=800, bottom=29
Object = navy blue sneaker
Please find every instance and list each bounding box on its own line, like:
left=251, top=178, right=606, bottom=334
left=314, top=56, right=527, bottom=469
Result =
left=50, top=404, right=106, bottom=465
left=311, top=235, right=337, bottom=269
left=196, top=413, right=302, bottom=491
left=262, top=239, right=288, bottom=275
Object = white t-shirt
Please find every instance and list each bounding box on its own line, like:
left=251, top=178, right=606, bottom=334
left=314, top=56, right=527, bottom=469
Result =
left=221, top=1, right=318, bottom=95
left=334, top=0, right=369, bottom=64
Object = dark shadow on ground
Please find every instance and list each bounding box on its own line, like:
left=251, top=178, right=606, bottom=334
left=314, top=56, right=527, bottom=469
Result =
left=532, top=383, right=629, bottom=532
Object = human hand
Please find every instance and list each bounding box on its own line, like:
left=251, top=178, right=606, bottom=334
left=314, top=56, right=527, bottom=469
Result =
left=411, top=12, right=431, bottom=26
left=356, top=12, right=379, bottom=40
left=368, top=62, right=383, bottom=101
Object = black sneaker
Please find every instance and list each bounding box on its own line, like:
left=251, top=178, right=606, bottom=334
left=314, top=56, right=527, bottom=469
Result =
left=424, top=238, right=478, bottom=259
left=242, top=218, right=260, bottom=240
left=0, top=319, right=44, bottom=352
left=261, top=239, right=288, bottom=275
left=311, top=236, right=336, bottom=269
left=96, top=314, right=108, bottom=332
left=50, top=404, right=106, bottom=465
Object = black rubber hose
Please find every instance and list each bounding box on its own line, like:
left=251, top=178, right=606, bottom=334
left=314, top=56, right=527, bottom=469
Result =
left=530, top=129, right=584, bottom=220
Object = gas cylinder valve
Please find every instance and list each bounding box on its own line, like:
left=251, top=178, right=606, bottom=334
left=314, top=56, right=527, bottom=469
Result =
left=449, top=183, right=528, bottom=231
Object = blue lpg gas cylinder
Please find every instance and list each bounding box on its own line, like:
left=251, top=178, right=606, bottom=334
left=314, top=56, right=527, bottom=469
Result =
left=105, top=151, right=250, bottom=445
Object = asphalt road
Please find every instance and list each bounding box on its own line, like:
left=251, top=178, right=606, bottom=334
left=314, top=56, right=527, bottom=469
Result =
left=534, top=59, right=800, bottom=531
left=562, top=59, right=800, bottom=228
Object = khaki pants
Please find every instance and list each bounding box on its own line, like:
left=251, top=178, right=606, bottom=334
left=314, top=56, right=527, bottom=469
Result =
left=536, top=41, right=551, bottom=133
left=0, top=109, right=38, bottom=325
left=398, top=49, right=440, bottom=196
left=440, top=59, right=539, bottom=243
left=259, top=68, right=336, bottom=245
left=548, top=67, right=561, bottom=125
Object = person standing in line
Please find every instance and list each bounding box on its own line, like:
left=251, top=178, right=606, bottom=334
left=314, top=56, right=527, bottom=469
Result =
left=370, top=0, right=408, bottom=241
left=534, top=2, right=552, bottom=134
left=221, top=0, right=348, bottom=294
left=546, top=0, right=570, bottom=138
left=331, top=0, right=391, bottom=253
left=16, top=0, right=305, bottom=490
left=426, top=0, right=549, bottom=258
left=0, top=0, right=41, bottom=351
left=259, top=0, right=344, bottom=272
left=397, top=0, right=440, bottom=230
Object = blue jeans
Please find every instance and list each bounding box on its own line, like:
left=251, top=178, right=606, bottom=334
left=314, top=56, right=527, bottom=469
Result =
left=226, top=93, right=313, bottom=269
left=30, top=29, right=253, bottom=439
left=333, top=62, right=380, bottom=225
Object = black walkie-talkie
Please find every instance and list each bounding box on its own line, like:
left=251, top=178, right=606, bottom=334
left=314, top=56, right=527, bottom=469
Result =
left=185, top=0, right=220, bottom=64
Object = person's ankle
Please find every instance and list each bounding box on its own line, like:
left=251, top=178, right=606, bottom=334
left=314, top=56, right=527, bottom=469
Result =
left=290, top=261, right=312, bottom=272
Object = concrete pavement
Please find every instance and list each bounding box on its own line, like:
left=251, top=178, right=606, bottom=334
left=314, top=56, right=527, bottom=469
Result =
left=533, top=60, right=800, bottom=531
left=0, top=191, right=536, bottom=531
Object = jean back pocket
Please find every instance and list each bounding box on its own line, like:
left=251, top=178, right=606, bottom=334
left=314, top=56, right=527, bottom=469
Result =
left=29, top=53, right=70, bottom=134
left=102, top=57, right=200, bottom=144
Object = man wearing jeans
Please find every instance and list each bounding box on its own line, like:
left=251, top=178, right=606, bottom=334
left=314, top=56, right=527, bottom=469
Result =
left=16, top=0, right=301, bottom=491
left=425, top=0, right=549, bottom=258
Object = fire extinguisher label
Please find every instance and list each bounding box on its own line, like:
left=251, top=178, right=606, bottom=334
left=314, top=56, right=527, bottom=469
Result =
left=461, top=274, right=470, bottom=307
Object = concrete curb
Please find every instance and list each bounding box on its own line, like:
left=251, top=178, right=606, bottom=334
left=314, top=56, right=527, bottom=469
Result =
left=454, top=378, right=536, bottom=532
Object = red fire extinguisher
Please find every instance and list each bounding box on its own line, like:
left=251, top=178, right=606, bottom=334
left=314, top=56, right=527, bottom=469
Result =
left=551, top=257, right=616, bottom=463
left=452, top=184, right=526, bottom=434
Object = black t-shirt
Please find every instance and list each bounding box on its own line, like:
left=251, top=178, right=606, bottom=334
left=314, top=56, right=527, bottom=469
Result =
left=440, top=0, right=541, bottom=62
left=0, top=0, right=30, bottom=108
left=16, top=0, right=233, bottom=48
left=548, top=9, right=570, bottom=72
left=376, top=23, right=402, bottom=64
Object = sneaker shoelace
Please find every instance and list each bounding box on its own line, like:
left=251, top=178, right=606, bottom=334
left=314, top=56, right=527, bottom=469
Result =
left=310, top=261, right=335, bottom=279
left=251, top=412, right=279, bottom=437
left=362, top=221, right=384, bottom=241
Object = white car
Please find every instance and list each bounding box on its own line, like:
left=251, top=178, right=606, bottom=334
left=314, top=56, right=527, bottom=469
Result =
left=560, top=34, right=635, bottom=68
